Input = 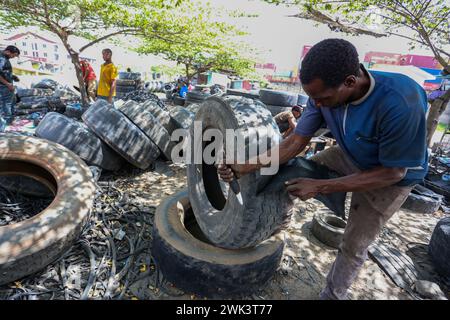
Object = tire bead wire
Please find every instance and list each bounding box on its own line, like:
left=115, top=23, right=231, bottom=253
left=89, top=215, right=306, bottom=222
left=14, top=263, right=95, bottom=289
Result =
left=0, top=181, right=162, bottom=300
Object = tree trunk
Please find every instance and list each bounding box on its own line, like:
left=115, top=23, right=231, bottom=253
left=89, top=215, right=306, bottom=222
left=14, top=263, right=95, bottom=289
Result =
left=185, top=64, right=191, bottom=85
left=58, top=35, right=89, bottom=106
left=426, top=88, right=450, bottom=146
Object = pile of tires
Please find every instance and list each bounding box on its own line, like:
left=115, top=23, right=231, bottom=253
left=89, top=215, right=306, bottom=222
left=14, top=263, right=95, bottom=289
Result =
left=429, top=217, right=450, bottom=278
left=121, top=90, right=165, bottom=104
left=15, top=80, right=81, bottom=113
left=35, top=93, right=183, bottom=171
left=401, top=185, right=443, bottom=214
left=311, top=211, right=346, bottom=249
left=185, top=91, right=211, bottom=105
left=259, top=89, right=298, bottom=116
left=116, top=72, right=143, bottom=100
left=0, top=134, right=96, bottom=285
left=152, top=95, right=348, bottom=297
left=152, top=190, right=285, bottom=297
left=36, top=112, right=124, bottom=171
left=169, top=106, right=195, bottom=129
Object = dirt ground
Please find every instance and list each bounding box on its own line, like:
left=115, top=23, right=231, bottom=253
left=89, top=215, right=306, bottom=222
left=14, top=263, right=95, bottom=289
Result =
left=109, top=161, right=448, bottom=300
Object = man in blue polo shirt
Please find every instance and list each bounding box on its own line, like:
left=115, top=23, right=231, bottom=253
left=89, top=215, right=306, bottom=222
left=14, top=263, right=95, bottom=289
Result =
left=218, top=39, right=428, bottom=300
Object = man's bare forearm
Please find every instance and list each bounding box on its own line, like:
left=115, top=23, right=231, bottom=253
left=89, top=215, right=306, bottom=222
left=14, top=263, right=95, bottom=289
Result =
left=316, top=167, right=407, bottom=194
left=233, top=134, right=311, bottom=173
left=0, top=75, right=10, bottom=86
left=109, top=80, right=116, bottom=98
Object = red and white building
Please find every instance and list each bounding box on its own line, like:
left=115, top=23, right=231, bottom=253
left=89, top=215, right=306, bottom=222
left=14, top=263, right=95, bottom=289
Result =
left=3, top=32, right=95, bottom=73
left=5, top=32, right=62, bottom=65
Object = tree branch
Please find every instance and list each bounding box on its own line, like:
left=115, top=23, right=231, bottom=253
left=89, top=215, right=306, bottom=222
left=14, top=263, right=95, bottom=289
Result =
left=79, top=29, right=139, bottom=52
left=288, top=8, right=386, bottom=38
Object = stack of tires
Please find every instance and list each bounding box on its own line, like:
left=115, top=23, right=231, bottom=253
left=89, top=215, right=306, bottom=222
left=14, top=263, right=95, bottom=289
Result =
left=16, top=88, right=54, bottom=110
left=297, top=93, right=309, bottom=107
left=429, top=217, right=450, bottom=280
left=169, top=105, right=195, bottom=129
left=35, top=93, right=188, bottom=173
left=115, top=72, right=143, bottom=100
left=145, top=81, right=165, bottom=93
left=259, top=89, right=298, bottom=116
left=401, top=185, right=443, bottom=214
left=15, top=79, right=81, bottom=114
left=185, top=90, right=211, bottom=106
left=152, top=95, right=348, bottom=298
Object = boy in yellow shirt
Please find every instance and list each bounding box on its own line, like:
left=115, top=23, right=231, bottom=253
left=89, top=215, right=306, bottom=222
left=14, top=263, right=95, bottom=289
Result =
left=97, top=48, right=118, bottom=104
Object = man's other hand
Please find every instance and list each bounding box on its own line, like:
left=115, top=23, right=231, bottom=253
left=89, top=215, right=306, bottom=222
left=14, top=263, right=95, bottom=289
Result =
left=285, top=178, right=322, bottom=201
left=6, top=83, right=14, bottom=92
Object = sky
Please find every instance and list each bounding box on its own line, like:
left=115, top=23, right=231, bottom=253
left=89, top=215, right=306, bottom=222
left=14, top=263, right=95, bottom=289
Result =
left=1, top=0, right=445, bottom=77
left=206, top=0, right=441, bottom=71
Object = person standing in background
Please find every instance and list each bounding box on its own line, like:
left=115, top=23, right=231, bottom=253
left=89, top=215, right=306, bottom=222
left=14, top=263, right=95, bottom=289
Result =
left=0, top=45, right=20, bottom=132
left=80, top=59, right=97, bottom=102
left=97, top=49, right=118, bottom=104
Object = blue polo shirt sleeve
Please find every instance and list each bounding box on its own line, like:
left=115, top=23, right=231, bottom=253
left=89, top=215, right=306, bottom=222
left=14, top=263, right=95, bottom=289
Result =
left=294, top=99, right=324, bottom=136
left=378, top=97, right=427, bottom=168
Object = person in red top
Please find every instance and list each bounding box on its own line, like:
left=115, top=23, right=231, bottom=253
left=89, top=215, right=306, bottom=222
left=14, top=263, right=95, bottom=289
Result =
left=80, top=60, right=97, bottom=102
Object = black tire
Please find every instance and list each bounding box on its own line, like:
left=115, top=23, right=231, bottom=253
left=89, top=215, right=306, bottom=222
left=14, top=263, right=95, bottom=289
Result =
left=423, top=178, right=450, bottom=202
left=401, top=185, right=443, bottom=214
left=122, top=90, right=165, bottom=105
left=173, top=95, right=185, bottom=106
left=259, top=89, right=297, bottom=107
left=82, top=100, right=160, bottom=169
left=16, top=88, right=53, bottom=98
left=185, top=103, right=201, bottom=114
left=186, top=91, right=211, bottom=104
left=257, top=157, right=347, bottom=218
left=170, top=106, right=195, bottom=129
left=165, top=90, right=173, bottom=100
left=118, top=72, right=141, bottom=80
left=141, top=100, right=180, bottom=134
left=0, top=176, right=53, bottom=198
left=47, top=97, right=67, bottom=113
left=118, top=100, right=175, bottom=160
left=187, top=96, right=294, bottom=249
left=265, top=104, right=292, bottom=117
left=297, top=94, right=309, bottom=107
left=311, top=211, right=346, bottom=249
left=428, top=217, right=450, bottom=278
left=0, top=134, right=96, bottom=285
left=116, top=85, right=137, bottom=94
left=225, top=89, right=260, bottom=99
left=152, top=190, right=284, bottom=297
left=19, top=96, right=49, bottom=105
left=53, top=87, right=79, bottom=100
left=186, top=91, right=210, bottom=99
left=32, top=79, right=59, bottom=90
left=36, top=112, right=123, bottom=171
left=64, top=105, right=87, bottom=120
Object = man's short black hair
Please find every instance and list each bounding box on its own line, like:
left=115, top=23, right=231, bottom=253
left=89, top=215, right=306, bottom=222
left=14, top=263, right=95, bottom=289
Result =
left=300, top=39, right=360, bottom=88
left=292, top=106, right=301, bottom=113
left=102, top=48, right=112, bottom=55
left=5, top=45, right=20, bottom=55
